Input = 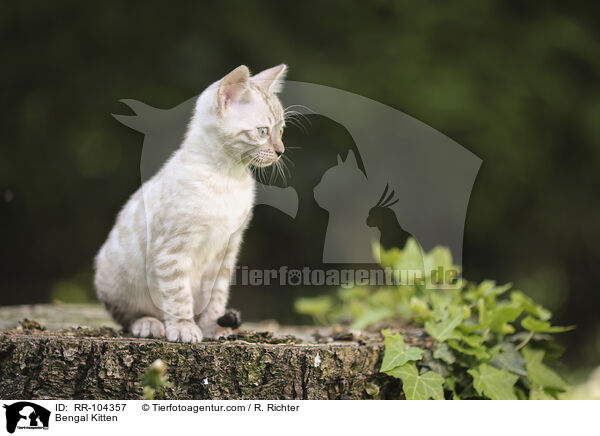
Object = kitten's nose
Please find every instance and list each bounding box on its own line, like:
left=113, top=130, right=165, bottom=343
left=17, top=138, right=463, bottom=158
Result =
left=273, top=141, right=284, bottom=157
left=272, top=134, right=284, bottom=157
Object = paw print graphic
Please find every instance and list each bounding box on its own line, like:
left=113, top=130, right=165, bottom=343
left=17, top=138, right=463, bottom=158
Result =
left=287, top=269, right=302, bottom=286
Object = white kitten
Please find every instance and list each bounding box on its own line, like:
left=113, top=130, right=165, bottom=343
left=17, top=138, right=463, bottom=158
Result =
left=94, top=65, right=287, bottom=343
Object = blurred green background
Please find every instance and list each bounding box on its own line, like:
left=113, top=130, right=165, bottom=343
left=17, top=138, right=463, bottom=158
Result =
left=1, top=1, right=599, bottom=378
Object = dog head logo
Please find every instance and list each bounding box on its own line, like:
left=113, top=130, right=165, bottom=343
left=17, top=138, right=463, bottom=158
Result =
left=3, top=402, right=50, bottom=433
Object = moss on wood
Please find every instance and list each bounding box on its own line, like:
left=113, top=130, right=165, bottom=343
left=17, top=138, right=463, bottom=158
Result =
left=0, top=304, right=430, bottom=400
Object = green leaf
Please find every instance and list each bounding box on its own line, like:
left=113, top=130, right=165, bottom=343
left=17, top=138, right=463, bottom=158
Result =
left=522, top=348, right=567, bottom=391
left=380, top=332, right=424, bottom=372
left=521, top=316, right=575, bottom=333
left=468, top=364, right=519, bottom=400
left=337, top=286, right=369, bottom=301
left=423, top=245, right=457, bottom=280
left=452, top=330, right=485, bottom=347
left=378, top=246, right=402, bottom=270
left=510, top=290, right=551, bottom=321
left=487, top=305, right=523, bottom=334
left=444, top=377, right=460, bottom=400
left=514, top=386, right=528, bottom=400
left=425, top=310, right=464, bottom=342
left=294, top=296, right=333, bottom=320
left=465, top=280, right=511, bottom=302
left=386, top=363, right=445, bottom=400
left=409, top=296, right=431, bottom=317
left=467, top=280, right=496, bottom=300
left=490, top=343, right=527, bottom=376
left=433, top=343, right=456, bottom=364
left=448, top=340, right=491, bottom=360
left=431, top=292, right=453, bottom=321
left=394, top=238, right=425, bottom=273
left=457, top=320, right=488, bottom=334
left=351, top=307, right=394, bottom=330
left=476, top=298, right=488, bottom=324
left=529, top=386, right=554, bottom=400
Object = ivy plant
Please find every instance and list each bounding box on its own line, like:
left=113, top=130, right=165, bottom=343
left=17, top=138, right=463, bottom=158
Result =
left=295, top=238, right=573, bottom=399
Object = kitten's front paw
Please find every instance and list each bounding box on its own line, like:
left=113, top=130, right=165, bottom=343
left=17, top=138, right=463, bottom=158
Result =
left=130, top=316, right=165, bottom=338
left=165, top=320, right=203, bottom=343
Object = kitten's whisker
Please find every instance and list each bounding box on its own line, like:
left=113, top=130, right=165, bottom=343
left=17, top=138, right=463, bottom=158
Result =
left=269, top=162, right=277, bottom=185
left=285, top=117, right=309, bottom=133
left=277, top=158, right=290, bottom=183
left=279, top=155, right=293, bottom=175
left=284, top=104, right=315, bottom=117
left=281, top=161, right=292, bottom=181
left=284, top=109, right=312, bottom=126
left=257, top=159, right=266, bottom=184
left=276, top=159, right=287, bottom=185
left=281, top=154, right=295, bottom=169
left=284, top=112, right=310, bottom=125
left=261, top=165, right=267, bottom=185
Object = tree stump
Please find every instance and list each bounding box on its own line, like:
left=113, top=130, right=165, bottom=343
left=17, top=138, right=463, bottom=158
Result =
left=0, top=304, right=429, bottom=399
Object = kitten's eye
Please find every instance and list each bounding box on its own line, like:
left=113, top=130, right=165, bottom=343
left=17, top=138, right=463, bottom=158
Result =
left=257, top=127, right=269, bottom=138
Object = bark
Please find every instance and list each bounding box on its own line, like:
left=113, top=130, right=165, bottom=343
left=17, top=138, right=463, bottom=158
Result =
left=0, top=304, right=430, bottom=400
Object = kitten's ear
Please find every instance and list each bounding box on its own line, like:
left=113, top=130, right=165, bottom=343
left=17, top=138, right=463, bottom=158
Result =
left=252, top=64, right=288, bottom=94
left=218, top=65, right=250, bottom=113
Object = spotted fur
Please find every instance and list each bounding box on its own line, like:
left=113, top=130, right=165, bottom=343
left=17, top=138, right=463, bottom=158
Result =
left=94, top=65, right=287, bottom=343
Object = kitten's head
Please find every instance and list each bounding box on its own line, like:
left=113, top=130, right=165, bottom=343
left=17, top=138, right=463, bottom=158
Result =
left=194, top=64, right=287, bottom=168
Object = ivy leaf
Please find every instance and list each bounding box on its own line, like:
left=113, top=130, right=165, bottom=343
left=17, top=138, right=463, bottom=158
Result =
left=515, top=386, right=528, bottom=400
left=522, top=348, right=567, bottom=391
left=433, top=343, right=456, bottom=364
left=490, top=343, right=527, bottom=376
left=431, top=293, right=453, bottom=321
left=452, top=330, right=485, bottom=347
left=392, top=238, right=425, bottom=273
left=351, top=307, right=394, bottom=330
left=457, top=320, right=488, bottom=334
left=425, top=310, right=464, bottom=342
left=521, top=316, right=575, bottom=333
left=444, top=377, right=460, bottom=400
left=386, top=363, right=445, bottom=400
left=378, top=245, right=402, bottom=270
left=510, top=290, right=552, bottom=321
left=337, top=286, right=369, bottom=301
left=464, top=280, right=496, bottom=301
left=409, top=296, right=431, bottom=317
left=465, top=281, right=511, bottom=302
left=380, top=332, right=424, bottom=372
left=294, top=296, right=333, bottom=322
left=529, top=386, right=555, bottom=400
left=420, top=355, right=448, bottom=377
left=448, top=340, right=491, bottom=361
left=468, top=364, right=518, bottom=400
left=423, top=245, right=456, bottom=278
left=487, top=305, right=523, bottom=334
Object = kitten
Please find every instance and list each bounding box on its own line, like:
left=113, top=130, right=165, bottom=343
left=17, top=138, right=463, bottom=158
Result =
left=94, top=65, right=287, bottom=343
